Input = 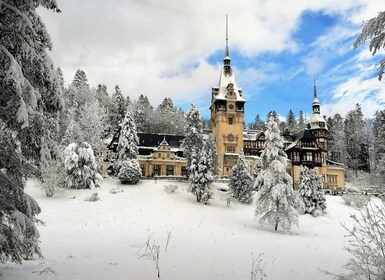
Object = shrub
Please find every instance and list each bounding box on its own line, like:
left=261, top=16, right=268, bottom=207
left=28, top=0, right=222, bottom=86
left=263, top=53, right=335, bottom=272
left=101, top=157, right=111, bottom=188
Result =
left=341, top=200, right=385, bottom=280
left=85, top=193, right=100, bottom=202
left=40, top=158, right=66, bottom=197
left=163, top=184, right=178, bottom=193
left=118, top=159, right=141, bottom=184
left=342, top=194, right=369, bottom=208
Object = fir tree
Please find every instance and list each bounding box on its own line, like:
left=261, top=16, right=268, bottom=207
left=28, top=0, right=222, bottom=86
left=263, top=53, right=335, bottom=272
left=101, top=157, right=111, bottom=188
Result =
left=116, top=108, right=141, bottom=183
left=117, top=109, right=139, bottom=161
left=205, top=135, right=219, bottom=176
left=298, top=166, right=327, bottom=217
left=229, top=152, right=253, bottom=204
left=110, top=85, right=126, bottom=129
left=71, top=69, right=89, bottom=90
left=0, top=0, right=62, bottom=263
left=189, top=146, right=213, bottom=204
left=254, top=114, right=265, bottom=131
left=287, top=110, right=297, bottom=132
left=298, top=111, right=307, bottom=130
left=354, top=11, right=385, bottom=80
left=327, top=113, right=347, bottom=164
left=182, top=104, right=204, bottom=169
left=255, top=118, right=301, bottom=233
left=134, top=94, right=152, bottom=133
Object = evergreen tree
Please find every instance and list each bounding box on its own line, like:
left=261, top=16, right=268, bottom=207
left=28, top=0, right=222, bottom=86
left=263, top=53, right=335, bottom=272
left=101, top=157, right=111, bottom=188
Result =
left=56, top=67, right=65, bottom=90
left=110, top=85, right=126, bottom=129
left=71, top=69, right=89, bottom=90
left=267, top=111, right=280, bottom=124
left=287, top=110, right=297, bottom=132
left=327, top=113, right=347, bottom=164
left=344, top=104, right=369, bottom=174
left=229, top=152, right=253, bottom=204
left=254, top=114, right=265, bottom=130
left=134, top=94, right=152, bottom=133
left=255, top=118, right=301, bottom=232
left=116, top=108, right=141, bottom=183
left=205, top=135, right=219, bottom=176
left=0, top=1, right=62, bottom=263
left=189, top=146, right=213, bottom=204
left=63, top=142, right=103, bottom=189
left=354, top=11, right=385, bottom=80
left=117, top=109, right=139, bottom=161
left=298, top=111, right=307, bottom=130
left=252, top=157, right=262, bottom=189
left=298, top=166, right=327, bottom=217
left=373, top=110, right=385, bottom=188
left=182, top=104, right=204, bottom=169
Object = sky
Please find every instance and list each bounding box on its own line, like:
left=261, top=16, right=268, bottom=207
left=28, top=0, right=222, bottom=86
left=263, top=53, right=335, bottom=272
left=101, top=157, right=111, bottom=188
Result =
left=38, top=0, right=385, bottom=125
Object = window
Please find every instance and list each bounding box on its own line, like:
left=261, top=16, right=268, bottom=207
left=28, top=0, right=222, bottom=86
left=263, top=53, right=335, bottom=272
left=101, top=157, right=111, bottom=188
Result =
left=140, top=164, right=146, bottom=176
left=227, top=146, right=235, bottom=153
left=153, top=165, right=161, bottom=176
left=166, top=165, right=174, bottom=176
left=304, top=152, right=313, bottom=161
left=315, top=153, right=321, bottom=163
left=228, top=117, right=233, bottom=125
left=293, top=151, right=300, bottom=161
left=181, top=166, right=188, bottom=177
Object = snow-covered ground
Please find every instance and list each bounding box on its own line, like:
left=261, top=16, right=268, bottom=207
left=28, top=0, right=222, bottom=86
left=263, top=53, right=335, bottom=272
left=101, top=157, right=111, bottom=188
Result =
left=1, top=178, right=359, bottom=280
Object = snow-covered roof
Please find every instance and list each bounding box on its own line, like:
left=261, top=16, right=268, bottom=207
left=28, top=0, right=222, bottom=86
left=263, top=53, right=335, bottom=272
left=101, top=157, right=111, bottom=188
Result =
left=243, top=130, right=263, bottom=141
left=308, top=113, right=328, bottom=130
left=211, top=67, right=246, bottom=106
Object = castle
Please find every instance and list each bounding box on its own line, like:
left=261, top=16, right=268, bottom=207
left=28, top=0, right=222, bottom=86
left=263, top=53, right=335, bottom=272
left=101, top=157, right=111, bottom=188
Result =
left=106, top=26, right=345, bottom=190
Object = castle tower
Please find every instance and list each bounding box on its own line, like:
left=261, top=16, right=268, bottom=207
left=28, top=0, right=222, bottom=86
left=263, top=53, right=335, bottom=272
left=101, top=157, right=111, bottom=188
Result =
left=210, top=16, right=246, bottom=177
left=308, top=80, right=328, bottom=177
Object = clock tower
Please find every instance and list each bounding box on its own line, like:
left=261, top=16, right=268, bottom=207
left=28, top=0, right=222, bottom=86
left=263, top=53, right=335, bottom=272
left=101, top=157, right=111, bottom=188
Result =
left=210, top=16, right=246, bottom=177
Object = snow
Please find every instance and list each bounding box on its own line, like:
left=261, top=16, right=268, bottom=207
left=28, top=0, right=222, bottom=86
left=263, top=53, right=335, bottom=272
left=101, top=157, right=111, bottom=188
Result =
left=1, top=178, right=360, bottom=280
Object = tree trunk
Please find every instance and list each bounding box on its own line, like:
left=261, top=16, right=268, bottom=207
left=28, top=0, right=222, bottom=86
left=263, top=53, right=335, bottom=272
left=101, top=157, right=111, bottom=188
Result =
left=275, top=221, right=278, bottom=231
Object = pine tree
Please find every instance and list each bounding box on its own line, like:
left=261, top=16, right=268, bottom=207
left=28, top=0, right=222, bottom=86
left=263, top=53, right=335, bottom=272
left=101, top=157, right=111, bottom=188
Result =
left=205, top=135, right=219, bottom=176
left=287, top=110, right=297, bottom=132
left=354, top=11, right=385, bottom=80
left=0, top=1, right=62, bottom=263
left=327, top=113, right=347, bottom=164
left=71, top=69, right=89, bottom=90
left=182, top=104, right=204, bottom=169
left=298, top=166, right=327, bottom=217
left=189, top=146, right=213, bottom=204
left=252, top=157, right=262, bottom=190
left=110, top=85, right=126, bottom=129
left=63, top=142, right=103, bottom=189
left=134, top=94, right=152, bottom=133
left=229, top=152, right=253, bottom=204
left=254, top=114, right=265, bottom=130
left=116, top=108, right=141, bottom=183
left=255, top=118, right=301, bottom=233
left=298, top=111, right=307, bottom=130
left=345, top=104, right=369, bottom=174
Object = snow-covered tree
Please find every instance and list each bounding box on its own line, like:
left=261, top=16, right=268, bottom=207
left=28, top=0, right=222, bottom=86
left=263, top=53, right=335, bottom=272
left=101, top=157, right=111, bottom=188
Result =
left=117, top=109, right=139, bottom=161
left=297, top=111, right=307, bottom=131
left=0, top=1, right=63, bottom=263
left=252, top=157, right=262, bottom=189
left=118, top=159, right=141, bottom=184
left=134, top=94, right=152, bottom=133
left=71, top=69, right=89, bottom=90
left=354, top=11, right=385, bottom=81
left=189, top=147, right=213, bottom=204
left=110, top=85, right=126, bottom=129
left=205, top=135, right=219, bottom=176
left=327, top=113, right=347, bottom=165
left=182, top=104, right=204, bottom=169
left=229, top=152, right=253, bottom=204
left=63, top=142, right=103, bottom=189
left=40, top=157, right=66, bottom=197
left=298, top=166, right=327, bottom=217
left=115, top=108, right=141, bottom=183
left=254, top=118, right=301, bottom=232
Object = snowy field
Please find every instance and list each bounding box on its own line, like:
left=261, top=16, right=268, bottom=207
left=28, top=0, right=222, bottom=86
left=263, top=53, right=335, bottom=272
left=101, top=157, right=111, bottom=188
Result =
left=1, top=178, right=359, bottom=280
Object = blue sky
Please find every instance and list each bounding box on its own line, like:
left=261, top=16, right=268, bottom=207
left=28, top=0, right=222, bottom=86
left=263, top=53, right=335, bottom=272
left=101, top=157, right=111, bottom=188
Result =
left=39, top=0, right=384, bottom=125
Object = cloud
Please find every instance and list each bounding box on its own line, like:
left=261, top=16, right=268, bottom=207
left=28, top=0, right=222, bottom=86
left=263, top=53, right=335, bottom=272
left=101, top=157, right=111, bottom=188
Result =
left=38, top=0, right=382, bottom=112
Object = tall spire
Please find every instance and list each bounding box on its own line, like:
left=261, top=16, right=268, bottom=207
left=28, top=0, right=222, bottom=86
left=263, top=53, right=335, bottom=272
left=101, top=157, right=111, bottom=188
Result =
left=225, top=14, right=229, bottom=58
left=313, top=75, right=317, bottom=99
left=223, top=15, right=231, bottom=74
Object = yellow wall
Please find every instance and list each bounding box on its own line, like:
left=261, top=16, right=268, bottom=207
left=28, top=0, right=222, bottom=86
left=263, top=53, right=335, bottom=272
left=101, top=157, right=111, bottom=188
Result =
left=212, top=100, right=244, bottom=177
